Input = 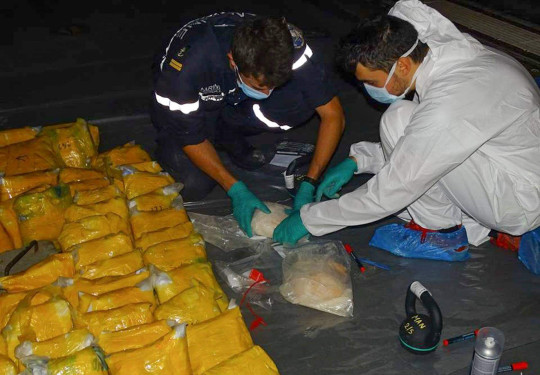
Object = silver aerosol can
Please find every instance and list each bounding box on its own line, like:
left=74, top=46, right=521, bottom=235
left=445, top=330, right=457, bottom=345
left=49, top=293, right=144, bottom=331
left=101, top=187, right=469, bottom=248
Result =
left=470, top=327, right=505, bottom=375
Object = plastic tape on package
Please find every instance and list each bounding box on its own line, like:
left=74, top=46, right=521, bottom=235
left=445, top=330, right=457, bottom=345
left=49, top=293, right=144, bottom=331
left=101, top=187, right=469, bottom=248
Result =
left=68, top=178, right=110, bottom=197
left=76, top=302, right=154, bottom=337
left=106, top=323, right=190, bottom=375
left=15, top=329, right=94, bottom=360
left=58, top=213, right=131, bottom=251
left=122, top=169, right=175, bottom=200
left=61, top=269, right=150, bottom=308
left=142, top=234, right=206, bottom=271
left=0, top=127, right=40, bottom=148
left=22, top=346, right=108, bottom=375
left=65, top=197, right=129, bottom=223
left=0, top=354, right=16, bottom=375
left=59, top=168, right=105, bottom=184
left=152, top=263, right=228, bottom=309
left=0, top=200, right=22, bottom=250
left=78, top=279, right=155, bottom=313
left=202, top=346, right=280, bottom=375
left=74, top=185, right=122, bottom=206
left=68, top=232, right=133, bottom=268
left=279, top=241, right=354, bottom=317
left=14, top=184, right=72, bottom=244
left=91, top=143, right=151, bottom=171
left=0, top=293, right=27, bottom=331
left=79, top=251, right=144, bottom=280
left=41, top=118, right=97, bottom=168
left=128, top=183, right=183, bottom=212
left=98, top=320, right=171, bottom=355
left=130, top=205, right=189, bottom=239
left=187, top=307, right=253, bottom=375
left=135, top=221, right=194, bottom=251
left=0, top=253, right=75, bottom=293
left=154, top=280, right=221, bottom=325
left=0, top=170, right=58, bottom=201
left=3, top=137, right=58, bottom=177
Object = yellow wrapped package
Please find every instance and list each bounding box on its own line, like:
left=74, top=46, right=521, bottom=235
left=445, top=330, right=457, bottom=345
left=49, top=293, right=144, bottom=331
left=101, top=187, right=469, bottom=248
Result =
left=135, top=221, right=194, bottom=251
left=41, top=119, right=97, bottom=168
left=106, top=323, right=191, bottom=375
left=3, top=137, right=58, bottom=176
left=78, top=279, right=155, bottom=313
left=0, top=224, right=14, bottom=253
left=68, top=178, right=110, bottom=196
left=154, top=281, right=221, bottom=325
left=128, top=183, right=183, bottom=212
left=65, top=197, right=129, bottom=223
left=23, top=346, right=108, bottom=375
left=0, top=200, right=22, bottom=250
left=202, top=346, right=279, bottom=375
left=0, top=170, right=58, bottom=201
left=15, top=329, right=94, bottom=360
left=0, top=293, right=27, bottom=331
left=0, top=253, right=74, bottom=293
left=0, top=354, right=16, bottom=375
left=74, top=185, right=121, bottom=206
left=68, top=232, right=133, bottom=268
left=92, top=143, right=151, bottom=170
left=58, top=213, right=131, bottom=251
left=0, top=335, right=5, bottom=355
left=59, top=168, right=105, bottom=184
left=0, top=127, right=40, bottom=148
left=130, top=205, right=189, bottom=239
left=98, top=320, right=171, bottom=354
left=187, top=307, right=253, bottom=375
left=125, top=161, right=163, bottom=173
left=143, top=234, right=206, bottom=271
left=122, top=169, right=175, bottom=200
left=61, top=270, right=150, bottom=308
left=77, top=303, right=154, bottom=337
left=0, top=148, right=7, bottom=175
left=79, top=251, right=143, bottom=280
left=45, top=120, right=100, bottom=148
left=14, top=184, right=72, bottom=244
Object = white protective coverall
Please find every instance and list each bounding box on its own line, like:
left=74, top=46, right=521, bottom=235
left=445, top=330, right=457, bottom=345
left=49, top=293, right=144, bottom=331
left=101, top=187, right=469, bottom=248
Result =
left=300, top=0, right=540, bottom=246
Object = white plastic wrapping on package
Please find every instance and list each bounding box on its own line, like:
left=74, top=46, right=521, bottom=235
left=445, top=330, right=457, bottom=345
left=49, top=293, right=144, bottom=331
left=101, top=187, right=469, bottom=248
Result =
left=251, top=202, right=290, bottom=238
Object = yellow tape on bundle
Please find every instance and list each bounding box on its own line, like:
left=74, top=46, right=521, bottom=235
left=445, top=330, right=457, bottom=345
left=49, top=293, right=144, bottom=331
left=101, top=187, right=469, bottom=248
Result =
left=14, top=184, right=72, bottom=244
left=0, top=200, right=22, bottom=250
left=123, top=171, right=175, bottom=200
left=0, top=170, right=58, bottom=201
left=98, top=320, right=171, bottom=354
left=92, top=143, right=151, bottom=170
left=0, top=253, right=74, bottom=293
left=24, top=346, right=108, bottom=375
left=58, top=213, right=131, bottom=251
left=202, top=346, right=279, bottom=375
left=154, top=280, right=221, bottom=325
left=59, top=168, right=105, bottom=184
left=0, top=354, right=16, bottom=375
left=143, top=234, right=206, bottom=271
left=68, top=178, right=110, bottom=197
left=128, top=184, right=183, bottom=212
left=65, top=197, right=129, bottom=223
left=153, top=263, right=227, bottom=309
left=0, top=293, right=26, bottom=331
left=130, top=207, right=189, bottom=239
left=0, top=127, right=39, bottom=148
left=77, top=303, right=154, bottom=337
left=78, top=281, right=155, bottom=313
left=106, top=324, right=191, bottom=375
left=79, top=251, right=144, bottom=280
left=74, top=185, right=121, bottom=206
left=135, top=221, right=194, bottom=251
left=3, top=137, right=58, bottom=176
left=68, top=232, right=133, bottom=268
left=187, top=307, right=253, bottom=375
left=15, top=328, right=94, bottom=360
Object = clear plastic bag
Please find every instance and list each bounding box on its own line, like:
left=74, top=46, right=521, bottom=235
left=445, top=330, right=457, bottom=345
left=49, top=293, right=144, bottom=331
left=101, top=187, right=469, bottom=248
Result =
left=279, top=240, right=354, bottom=317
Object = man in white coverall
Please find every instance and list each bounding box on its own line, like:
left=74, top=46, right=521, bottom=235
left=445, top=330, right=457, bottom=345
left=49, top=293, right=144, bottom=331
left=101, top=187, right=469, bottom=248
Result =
left=273, top=0, right=540, bottom=269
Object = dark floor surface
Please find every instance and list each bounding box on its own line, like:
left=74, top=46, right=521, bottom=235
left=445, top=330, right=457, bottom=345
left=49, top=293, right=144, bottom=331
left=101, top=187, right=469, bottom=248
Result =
left=2, top=0, right=539, bottom=374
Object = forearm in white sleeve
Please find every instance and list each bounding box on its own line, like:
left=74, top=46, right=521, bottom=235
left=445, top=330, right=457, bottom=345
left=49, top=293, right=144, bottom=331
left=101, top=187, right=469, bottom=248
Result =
left=349, top=141, right=385, bottom=174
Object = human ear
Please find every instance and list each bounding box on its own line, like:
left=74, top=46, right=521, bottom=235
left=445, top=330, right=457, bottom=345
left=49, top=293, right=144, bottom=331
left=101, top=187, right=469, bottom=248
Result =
left=395, top=57, right=412, bottom=79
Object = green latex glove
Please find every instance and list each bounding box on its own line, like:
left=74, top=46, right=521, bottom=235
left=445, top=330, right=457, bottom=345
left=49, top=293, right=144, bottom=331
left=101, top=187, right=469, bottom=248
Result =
left=273, top=211, right=309, bottom=245
left=227, top=181, right=270, bottom=237
left=289, top=180, right=316, bottom=213
left=315, top=158, right=357, bottom=202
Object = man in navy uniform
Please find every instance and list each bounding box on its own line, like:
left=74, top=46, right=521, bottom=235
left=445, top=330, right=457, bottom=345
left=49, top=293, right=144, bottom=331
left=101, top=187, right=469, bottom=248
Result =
left=152, top=12, right=345, bottom=237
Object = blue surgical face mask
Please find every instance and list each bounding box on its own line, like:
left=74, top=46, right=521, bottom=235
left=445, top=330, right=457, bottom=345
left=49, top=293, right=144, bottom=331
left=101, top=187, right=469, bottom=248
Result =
left=364, top=39, right=422, bottom=104
left=235, top=66, right=273, bottom=100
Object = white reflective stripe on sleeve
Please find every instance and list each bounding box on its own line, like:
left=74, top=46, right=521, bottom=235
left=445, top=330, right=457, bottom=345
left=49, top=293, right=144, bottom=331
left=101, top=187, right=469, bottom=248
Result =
left=155, top=93, right=199, bottom=114
left=253, top=104, right=292, bottom=131
left=292, top=44, right=313, bottom=70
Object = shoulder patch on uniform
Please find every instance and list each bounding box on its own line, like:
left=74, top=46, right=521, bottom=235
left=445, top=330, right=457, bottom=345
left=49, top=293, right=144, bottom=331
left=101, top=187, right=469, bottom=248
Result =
left=287, top=23, right=305, bottom=49
left=176, top=45, right=190, bottom=59
left=169, top=59, right=183, bottom=71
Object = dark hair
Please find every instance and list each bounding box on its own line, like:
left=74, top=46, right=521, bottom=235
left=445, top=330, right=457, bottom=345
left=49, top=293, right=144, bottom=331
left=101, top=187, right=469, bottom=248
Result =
left=232, top=17, right=294, bottom=87
left=336, top=15, right=428, bottom=74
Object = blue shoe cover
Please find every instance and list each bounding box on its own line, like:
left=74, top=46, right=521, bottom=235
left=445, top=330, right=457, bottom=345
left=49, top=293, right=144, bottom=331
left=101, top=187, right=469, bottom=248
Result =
left=369, top=223, right=470, bottom=262
left=518, top=227, right=540, bottom=275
